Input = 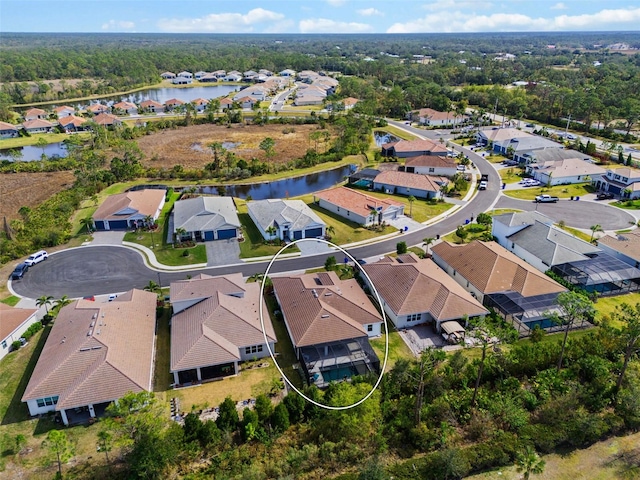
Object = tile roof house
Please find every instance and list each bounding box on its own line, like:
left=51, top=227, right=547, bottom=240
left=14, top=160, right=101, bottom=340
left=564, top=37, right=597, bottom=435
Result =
left=199, top=73, right=219, bottom=83
left=24, top=108, right=47, bottom=121
left=22, top=289, right=157, bottom=425
left=93, top=112, right=122, bottom=127
left=272, top=271, right=382, bottom=387
left=516, top=146, right=594, bottom=165
left=237, top=96, right=257, bottom=109
left=496, top=135, right=560, bottom=157
left=58, top=115, right=88, bottom=133
left=160, top=71, right=176, bottom=79
left=169, top=273, right=276, bottom=386
left=361, top=253, right=488, bottom=331
left=526, top=157, right=605, bottom=186
left=87, top=103, right=109, bottom=115
left=92, top=189, right=166, bottom=230
left=0, top=304, right=39, bottom=361
left=164, top=98, right=185, bottom=110
left=190, top=98, right=209, bottom=112
left=403, top=154, right=458, bottom=177
left=410, top=108, right=464, bottom=127
left=139, top=100, right=165, bottom=113
left=0, top=121, right=20, bottom=138
left=476, top=128, right=531, bottom=151
left=373, top=170, right=447, bottom=200
left=431, top=240, right=567, bottom=333
left=492, top=211, right=601, bottom=272
left=21, top=118, right=55, bottom=134
left=112, top=101, right=138, bottom=115
left=219, top=98, right=234, bottom=110
left=53, top=106, right=75, bottom=118
left=342, top=97, right=359, bottom=110
left=247, top=199, right=326, bottom=241
left=315, top=186, right=404, bottom=226
left=172, top=75, right=193, bottom=85
left=598, top=232, right=640, bottom=268
left=595, top=167, right=640, bottom=198
left=173, top=196, right=240, bottom=242
left=381, top=138, right=449, bottom=158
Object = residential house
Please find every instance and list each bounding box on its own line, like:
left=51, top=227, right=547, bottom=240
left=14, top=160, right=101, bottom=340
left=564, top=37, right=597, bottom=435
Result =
left=517, top=147, right=595, bottom=166
left=237, top=96, right=257, bottom=109
left=177, top=71, right=193, bottom=79
left=164, top=98, right=185, bottom=111
left=172, top=76, right=193, bottom=85
left=595, top=167, right=640, bottom=198
left=212, top=70, right=227, bottom=79
left=348, top=168, right=382, bottom=189
left=53, top=106, right=75, bottom=118
left=496, top=135, right=560, bottom=158
left=410, top=108, right=460, bottom=127
left=0, top=121, right=20, bottom=138
left=362, top=254, right=488, bottom=333
left=294, top=85, right=326, bottom=106
left=223, top=72, right=243, bottom=82
left=492, top=211, right=601, bottom=272
left=24, top=108, right=47, bottom=121
left=58, top=115, right=88, bottom=133
left=381, top=138, right=448, bottom=158
left=112, top=101, right=138, bottom=115
left=314, top=186, right=405, bottom=226
left=258, top=69, right=273, bottom=76
left=243, top=70, right=259, bottom=81
left=526, top=157, right=605, bottom=186
left=476, top=128, right=531, bottom=152
left=170, top=273, right=276, bottom=385
left=194, top=71, right=208, bottom=80
left=139, top=100, right=165, bottom=113
left=272, top=271, right=382, bottom=387
left=92, top=113, right=121, bottom=127
left=219, top=98, right=234, bottom=110
left=172, top=196, right=240, bottom=242
left=342, top=97, right=359, bottom=110
left=21, top=119, right=55, bottom=134
left=247, top=199, right=326, bottom=241
left=279, top=69, right=296, bottom=77
left=199, top=73, right=218, bottom=83
left=191, top=98, right=209, bottom=112
left=92, top=188, right=166, bottom=230
left=160, top=71, right=176, bottom=79
left=0, top=304, right=38, bottom=361
left=598, top=231, right=640, bottom=268
left=402, top=154, right=458, bottom=177
left=233, top=85, right=268, bottom=102
left=431, top=240, right=568, bottom=334
left=373, top=170, right=446, bottom=200
left=87, top=103, right=109, bottom=115
left=22, top=289, right=157, bottom=426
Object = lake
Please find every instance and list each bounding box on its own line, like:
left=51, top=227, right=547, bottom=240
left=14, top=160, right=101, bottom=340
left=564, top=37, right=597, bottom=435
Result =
left=374, top=131, right=400, bottom=147
left=197, top=164, right=356, bottom=199
left=0, top=143, right=67, bottom=162
left=104, top=85, right=241, bottom=106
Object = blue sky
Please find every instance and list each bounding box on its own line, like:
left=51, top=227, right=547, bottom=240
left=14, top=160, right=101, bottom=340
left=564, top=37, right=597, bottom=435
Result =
left=2, top=0, right=640, bottom=33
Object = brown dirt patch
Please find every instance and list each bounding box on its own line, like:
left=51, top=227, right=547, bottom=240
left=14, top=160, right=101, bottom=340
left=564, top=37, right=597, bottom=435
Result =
left=0, top=171, right=75, bottom=221
left=137, top=123, right=332, bottom=170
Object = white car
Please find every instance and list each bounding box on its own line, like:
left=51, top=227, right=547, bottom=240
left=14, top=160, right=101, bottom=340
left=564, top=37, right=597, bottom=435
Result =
left=24, top=250, right=48, bottom=266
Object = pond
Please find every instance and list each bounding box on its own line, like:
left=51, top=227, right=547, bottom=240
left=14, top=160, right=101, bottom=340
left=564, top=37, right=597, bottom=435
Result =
left=374, top=131, right=400, bottom=147
left=0, top=143, right=67, bottom=162
left=197, top=164, right=356, bottom=199
left=101, top=85, right=241, bottom=106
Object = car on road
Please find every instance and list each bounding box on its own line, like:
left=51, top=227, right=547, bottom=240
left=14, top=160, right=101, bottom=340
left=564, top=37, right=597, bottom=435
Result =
left=597, top=192, right=614, bottom=200
left=24, top=250, right=48, bottom=266
left=478, top=180, right=488, bottom=190
left=525, top=123, right=535, bottom=127
left=535, top=194, right=559, bottom=203
left=456, top=165, right=466, bottom=171
left=11, top=262, right=29, bottom=280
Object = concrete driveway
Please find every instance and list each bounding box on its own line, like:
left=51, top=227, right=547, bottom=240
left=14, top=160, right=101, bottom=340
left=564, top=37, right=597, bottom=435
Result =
left=90, top=231, right=125, bottom=245
left=206, top=239, right=241, bottom=266
left=388, top=215, right=423, bottom=233
left=296, top=238, right=333, bottom=256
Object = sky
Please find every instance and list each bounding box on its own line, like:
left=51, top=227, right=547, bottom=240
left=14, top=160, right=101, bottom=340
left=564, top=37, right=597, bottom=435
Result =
left=2, top=0, right=640, bottom=34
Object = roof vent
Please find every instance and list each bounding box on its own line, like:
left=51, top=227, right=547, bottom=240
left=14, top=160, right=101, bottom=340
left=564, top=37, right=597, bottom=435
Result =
left=321, top=314, right=330, bottom=318
left=92, top=313, right=97, bottom=320
left=87, top=329, right=93, bottom=336
left=324, top=292, right=332, bottom=296
left=80, top=347, right=91, bottom=352
left=312, top=289, right=318, bottom=298
left=90, top=321, right=95, bottom=327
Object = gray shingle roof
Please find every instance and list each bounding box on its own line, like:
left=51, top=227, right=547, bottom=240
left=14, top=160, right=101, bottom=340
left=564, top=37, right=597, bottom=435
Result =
left=247, top=199, right=325, bottom=232
left=173, top=196, right=240, bottom=233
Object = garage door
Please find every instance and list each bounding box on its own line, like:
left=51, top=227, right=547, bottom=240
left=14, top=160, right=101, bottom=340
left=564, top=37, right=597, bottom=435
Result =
left=293, top=230, right=303, bottom=240
left=305, top=227, right=323, bottom=238
left=382, top=211, right=397, bottom=220
left=94, top=220, right=106, bottom=231
left=608, top=185, right=621, bottom=195
left=204, top=231, right=214, bottom=241
left=109, top=220, right=128, bottom=230
left=217, top=228, right=236, bottom=239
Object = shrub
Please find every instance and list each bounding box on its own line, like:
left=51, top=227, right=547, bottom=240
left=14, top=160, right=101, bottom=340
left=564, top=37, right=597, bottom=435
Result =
left=396, top=241, right=407, bottom=255
left=22, top=321, right=43, bottom=340
left=11, top=340, right=21, bottom=351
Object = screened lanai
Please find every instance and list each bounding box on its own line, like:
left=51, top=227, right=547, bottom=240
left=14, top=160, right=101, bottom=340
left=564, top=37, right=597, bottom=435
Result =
left=551, top=254, right=640, bottom=296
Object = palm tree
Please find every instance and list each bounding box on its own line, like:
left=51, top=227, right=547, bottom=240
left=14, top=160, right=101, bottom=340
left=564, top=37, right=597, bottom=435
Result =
left=266, top=225, right=278, bottom=241
left=143, top=214, right=154, bottom=229
left=590, top=224, right=603, bottom=243
left=36, top=295, right=54, bottom=314
left=422, top=237, right=435, bottom=254
left=515, top=446, right=545, bottom=480
left=325, top=225, right=335, bottom=240
left=55, top=295, right=72, bottom=312
left=144, top=280, right=160, bottom=294
left=369, top=208, right=379, bottom=226
left=80, top=217, right=94, bottom=233
left=408, top=195, right=416, bottom=218
left=175, top=227, right=187, bottom=244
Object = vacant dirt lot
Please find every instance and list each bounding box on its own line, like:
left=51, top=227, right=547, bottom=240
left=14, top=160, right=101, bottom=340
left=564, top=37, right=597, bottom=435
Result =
left=0, top=171, right=75, bottom=221
left=137, top=123, right=333, bottom=170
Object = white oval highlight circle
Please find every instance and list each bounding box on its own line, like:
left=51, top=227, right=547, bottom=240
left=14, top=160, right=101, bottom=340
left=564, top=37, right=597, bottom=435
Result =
left=259, top=238, right=389, bottom=411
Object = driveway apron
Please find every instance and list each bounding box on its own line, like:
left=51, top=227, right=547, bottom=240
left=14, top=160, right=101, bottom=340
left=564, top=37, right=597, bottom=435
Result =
left=206, top=239, right=241, bottom=266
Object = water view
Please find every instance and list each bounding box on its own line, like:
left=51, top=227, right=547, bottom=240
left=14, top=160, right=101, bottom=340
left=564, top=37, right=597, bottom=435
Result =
left=0, top=143, right=67, bottom=162
left=373, top=131, right=400, bottom=147
left=103, top=85, right=241, bottom=106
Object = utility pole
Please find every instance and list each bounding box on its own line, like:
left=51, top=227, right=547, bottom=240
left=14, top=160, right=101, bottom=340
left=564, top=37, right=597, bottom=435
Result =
left=565, top=113, right=572, bottom=136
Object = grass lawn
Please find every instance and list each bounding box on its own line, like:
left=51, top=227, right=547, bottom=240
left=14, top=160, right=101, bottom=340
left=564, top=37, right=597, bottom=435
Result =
left=593, top=292, right=640, bottom=327
left=373, top=126, right=418, bottom=141
left=154, top=307, right=173, bottom=393
left=370, top=330, right=415, bottom=371
left=502, top=182, right=594, bottom=201
left=0, top=132, right=90, bottom=149
left=499, top=167, right=525, bottom=184
left=442, top=222, right=492, bottom=244
left=558, top=224, right=593, bottom=243
left=612, top=199, right=640, bottom=210
left=486, top=153, right=508, bottom=163
left=355, top=190, right=453, bottom=223
left=154, top=244, right=207, bottom=266
left=489, top=208, right=522, bottom=216
left=0, top=295, right=20, bottom=306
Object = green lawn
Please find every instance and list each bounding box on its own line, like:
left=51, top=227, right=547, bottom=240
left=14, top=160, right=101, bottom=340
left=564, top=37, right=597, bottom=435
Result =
left=442, top=222, right=492, bottom=244
left=486, top=153, right=508, bottom=163
left=592, top=292, right=640, bottom=327
left=612, top=199, right=640, bottom=210
left=558, top=224, right=593, bottom=243
left=499, top=167, right=525, bottom=184
left=502, top=182, right=595, bottom=201
left=0, top=295, right=20, bottom=306
left=154, top=244, right=207, bottom=266
left=0, top=132, right=90, bottom=149
left=356, top=190, right=453, bottom=223
left=154, top=307, right=173, bottom=393
left=370, top=330, right=415, bottom=370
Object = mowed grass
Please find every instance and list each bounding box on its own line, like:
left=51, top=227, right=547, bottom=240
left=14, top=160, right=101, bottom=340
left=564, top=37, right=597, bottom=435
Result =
left=354, top=190, right=453, bottom=223
left=370, top=330, right=415, bottom=371
left=502, top=182, right=595, bottom=201
left=499, top=167, right=525, bottom=184
left=593, top=292, right=640, bottom=327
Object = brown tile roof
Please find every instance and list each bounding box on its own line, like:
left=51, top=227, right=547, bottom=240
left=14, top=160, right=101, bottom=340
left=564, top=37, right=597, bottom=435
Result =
left=405, top=154, right=457, bottom=169
left=363, top=254, right=488, bottom=320
left=22, top=119, right=54, bottom=129
left=343, top=97, right=359, bottom=106
left=58, top=115, right=87, bottom=128
left=414, top=108, right=452, bottom=121
left=272, top=272, right=382, bottom=348
left=164, top=98, right=185, bottom=106
left=374, top=170, right=445, bottom=192
left=0, top=121, right=19, bottom=130
left=54, top=106, right=74, bottom=114
left=0, top=304, right=38, bottom=341
left=220, top=98, right=233, bottom=105
left=140, top=100, right=163, bottom=108
left=191, top=98, right=209, bottom=105
left=93, top=189, right=165, bottom=220
left=315, top=186, right=403, bottom=218
left=170, top=272, right=247, bottom=304
left=238, top=96, right=256, bottom=103
left=382, top=138, right=448, bottom=154
left=22, top=289, right=157, bottom=410
left=598, top=232, right=640, bottom=262
left=113, top=101, right=136, bottom=110
left=93, top=112, right=121, bottom=126
left=431, top=240, right=566, bottom=296
left=87, top=104, right=108, bottom=113
left=25, top=108, right=46, bottom=117
left=170, top=275, right=275, bottom=372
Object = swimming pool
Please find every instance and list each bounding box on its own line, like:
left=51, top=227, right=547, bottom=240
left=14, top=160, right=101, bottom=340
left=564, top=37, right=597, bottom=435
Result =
left=524, top=318, right=557, bottom=330
left=320, top=366, right=358, bottom=383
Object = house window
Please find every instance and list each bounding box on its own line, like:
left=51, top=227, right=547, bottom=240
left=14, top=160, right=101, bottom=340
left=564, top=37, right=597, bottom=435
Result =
left=429, top=168, right=435, bottom=173
left=245, top=345, right=263, bottom=355
left=1, top=340, right=6, bottom=349
left=347, top=211, right=350, bottom=216
left=623, top=177, right=629, bottom=182
left=367, top=324, right=373, bottom=332
left=337, top=207, right=340, bottom=211
left=615, top=175, right=621, bottom=180
left=36, top=396, right=59, bottom=408
left=407, top=313, right=421, bottom=322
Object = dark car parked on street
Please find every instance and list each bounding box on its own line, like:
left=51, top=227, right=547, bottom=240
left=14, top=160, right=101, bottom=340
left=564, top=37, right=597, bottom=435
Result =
left=597, top=192, right=614, bottom=200
left=11, top=262, right=29, bottom=280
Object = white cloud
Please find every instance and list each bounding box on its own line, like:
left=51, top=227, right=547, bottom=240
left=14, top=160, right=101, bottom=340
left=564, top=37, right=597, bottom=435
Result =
left=326, top=0, right=347, bottom=6
left=101, top=20, right=135, bottom=31
left=423, top=0, right=493, bottom=11
left=299, top=18, right=373, bottom=33
left=387, top=7, right=640, bottom=32
left=157, top=8, right=285, bottom=33
left=551, top=2, right=568, bottom=10
left=357, top=7, right=383, bottom=16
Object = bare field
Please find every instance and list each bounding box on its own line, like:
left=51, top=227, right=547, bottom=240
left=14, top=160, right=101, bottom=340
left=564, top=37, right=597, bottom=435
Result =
left=137, top=123, right=332, bottom=170
left=0, top=171, right=75, bottom=221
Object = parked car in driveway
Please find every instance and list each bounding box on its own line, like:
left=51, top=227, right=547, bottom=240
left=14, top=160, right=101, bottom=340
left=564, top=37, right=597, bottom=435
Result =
left=24, top=250, right=48, bottom=266
left=11, top=262, right=29, bottom=280
left=597, top=192, right=614, bottom=200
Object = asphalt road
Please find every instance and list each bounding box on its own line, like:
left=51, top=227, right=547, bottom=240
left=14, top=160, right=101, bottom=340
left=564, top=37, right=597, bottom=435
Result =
left=13, top=144, right=500, bottom=298
left=494, top=196, right=637, bottom=230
